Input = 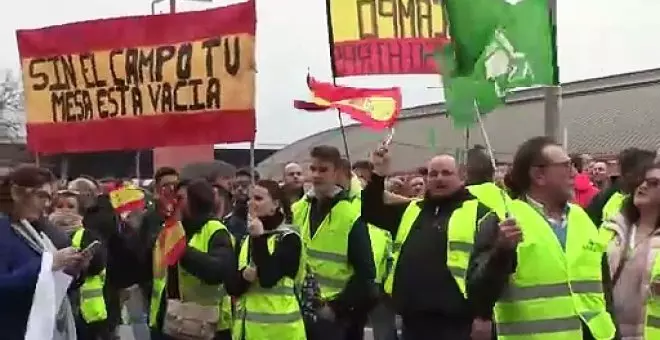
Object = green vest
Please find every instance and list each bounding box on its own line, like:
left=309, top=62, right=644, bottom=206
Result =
left=291, top=198, right=358, bottom=299
left=602, top=192, right=626, bottom=222
left=347, top=193, right=392, bottom=284
left=467, top=182, right=510, bottom=220
left=233, top=226, right=306, bottom=340
left=598, top=225, right=660, bottom=339
left=71, top=228, right=107, bottom=323
left=384, top=199, right=479, bottom=296
left=494, top=200, right=616, bottom=340
left=149, top=220, right=228, bottom=329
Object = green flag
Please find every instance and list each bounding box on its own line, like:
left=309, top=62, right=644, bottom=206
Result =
left=438, top=0, right=556, bottom=127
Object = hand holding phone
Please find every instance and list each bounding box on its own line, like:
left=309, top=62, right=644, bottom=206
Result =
left=81, top=240, right=102, bottom=257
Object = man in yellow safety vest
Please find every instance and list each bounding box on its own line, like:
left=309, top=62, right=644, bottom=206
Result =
left=467, top=136, right=620, bottom=340
left=365, top=146, right=498, bottom=340
left=291, top=145, right=376, bottom=340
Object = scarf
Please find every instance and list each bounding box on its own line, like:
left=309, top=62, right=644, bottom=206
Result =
left=12, top=219, right=77, bottom=340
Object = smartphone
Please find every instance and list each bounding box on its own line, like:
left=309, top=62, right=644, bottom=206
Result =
left=81, top=240, right=102, bottom=255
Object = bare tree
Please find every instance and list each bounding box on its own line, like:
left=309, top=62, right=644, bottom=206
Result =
left=0, top=70, right=26, bottom=143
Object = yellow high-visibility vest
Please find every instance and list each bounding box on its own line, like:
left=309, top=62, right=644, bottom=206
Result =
left=71, top=228, right=107, bottom=323
left=291, top=198, right=358, bottom=299
left=598, top=224, right=660, bottom=339
left=494, top=200, right=616, bottom=340
left=232, top=226, right=306, bottom=340
left=149, top=220, right=229, bottom=331
left=346, top=193, right=392, bottom=284
left=602, top=192, right=626, bottom=222
left=467, top=182, right=510, bottom=220
left=384, top=199, right=480, bottom=297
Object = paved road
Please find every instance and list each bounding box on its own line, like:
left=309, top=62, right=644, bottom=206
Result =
left=118, top=326, right=379, bottom=340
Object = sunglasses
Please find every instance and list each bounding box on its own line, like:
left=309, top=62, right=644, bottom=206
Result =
left=644, top=178, right=660, bottom=188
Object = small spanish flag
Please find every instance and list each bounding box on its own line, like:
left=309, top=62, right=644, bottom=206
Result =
left=153, top=218, right=187, bottom=277
left=109, top=184, right=145, bottom=215
left=294, top=75, right=402, bottom=130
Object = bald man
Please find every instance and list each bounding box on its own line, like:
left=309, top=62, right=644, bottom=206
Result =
left=362, top=150, right=497, bottom=340
left=282, top=162, right=305, bottom=202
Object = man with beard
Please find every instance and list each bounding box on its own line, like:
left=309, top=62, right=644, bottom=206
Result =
left=363, top=146, right=496, bottom=340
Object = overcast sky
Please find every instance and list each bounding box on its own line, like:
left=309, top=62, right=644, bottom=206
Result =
left=2, top=0, right=660, bottom=149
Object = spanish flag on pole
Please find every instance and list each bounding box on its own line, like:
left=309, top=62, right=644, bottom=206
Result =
left=153, top=218, right=187, bottom=277
left=294, top=75, right=402, bottom=130
left=109, top=184, right=146, bottom=215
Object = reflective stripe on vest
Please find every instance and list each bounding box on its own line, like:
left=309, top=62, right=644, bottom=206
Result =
left=602, top=192, right=626, bottom=222
left=233, top=228, right=306, bottom=340
left=71, top=228, right=107, bottom=323
left=494, top=200, right=616, bottom=340
left=384, top=199, right=480, bottom=296
left=149, top=220, right=227, bottom=328
left=292, top=199, right=357, bottom=300
left=467, top=182, right=510, bottom=220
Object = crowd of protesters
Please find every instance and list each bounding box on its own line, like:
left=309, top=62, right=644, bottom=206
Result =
left=1, top=137, right=660, bottom=340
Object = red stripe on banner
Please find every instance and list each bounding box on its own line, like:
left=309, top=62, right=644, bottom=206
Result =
left=332, top=36, right=448, bottom=77
left=16, top=0, right=256, bottom=59
left=26, top=110, right=255, bottom=155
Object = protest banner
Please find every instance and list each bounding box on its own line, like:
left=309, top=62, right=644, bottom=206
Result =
left=329, top=0, right=448, bottom=77
left=17, top=0, right=256, bottom=155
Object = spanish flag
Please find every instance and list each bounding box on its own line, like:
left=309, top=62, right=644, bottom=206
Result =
left=153, top=218, right=187, bottom=277
left=294, top=76, right=402, bottom=130
left=109, top=184, right=145, bottom=215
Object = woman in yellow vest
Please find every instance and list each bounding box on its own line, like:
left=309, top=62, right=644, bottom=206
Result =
left=146, top=179, right=236, bottom=340
left=50, top=189, right=111, bottom=340
left=601, top=163, right=660, bottom=339
left=227, top=179, right=306, bottom=340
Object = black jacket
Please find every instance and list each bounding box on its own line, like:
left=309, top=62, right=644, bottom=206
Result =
left=585, top=181, right=622, bottom=227
left=362, top=174, right=494, bottom=319
left=145, top=215, right=237, bottom=331
left=466, top=204, right=621, bottom=340
left=227, top=213, right=302, bottom=296
left=301, top=190, right=377, bottom=319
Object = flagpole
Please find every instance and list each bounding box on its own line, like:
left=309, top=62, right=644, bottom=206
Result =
left=249, top=141, right=256, bottom=185
left=544, top=0, right=561, bottom=141
left=474, top=101, right=510, bottom=217
left=324, top=0, right=351, bottom=163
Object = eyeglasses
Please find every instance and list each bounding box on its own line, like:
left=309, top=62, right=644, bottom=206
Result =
left=644, top=178, right=660, bottom=188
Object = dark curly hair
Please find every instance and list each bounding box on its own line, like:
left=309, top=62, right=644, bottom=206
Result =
left=504, top=136, right=558, bottom=199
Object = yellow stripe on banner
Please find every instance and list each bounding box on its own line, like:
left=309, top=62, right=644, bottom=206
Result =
left=329, top=0, right=445, bottom=42
left=21, top=34, right=255, bottom=124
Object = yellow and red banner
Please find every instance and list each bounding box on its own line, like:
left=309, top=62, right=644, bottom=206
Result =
left=294, top=76, right=401, bottom=130
left=17, top=1, right=256, bottom=155
left=109, top=184, right=146, bottom=215
left=329, top=0, right=448, bottom=76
